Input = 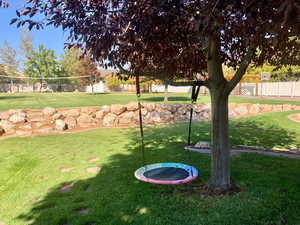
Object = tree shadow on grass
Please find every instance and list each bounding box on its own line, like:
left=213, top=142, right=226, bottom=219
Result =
left=15, top=118, right=300, bottom=225
left=0, top=95, right=32, bottom=100
left=86, top=93, right=109, bottom=96
left=142, top=96, right=190, bottom=103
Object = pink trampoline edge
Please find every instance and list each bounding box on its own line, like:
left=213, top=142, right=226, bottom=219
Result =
left=135, top=174, right=198, bottom=185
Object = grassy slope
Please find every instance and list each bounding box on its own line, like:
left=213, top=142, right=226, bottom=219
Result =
left=0, top=111, right=300, bottom=225
left=0, top=92, right=299, bottom=111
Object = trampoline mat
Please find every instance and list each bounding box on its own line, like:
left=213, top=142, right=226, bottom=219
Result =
left=143, top=167, right=190, bottom=181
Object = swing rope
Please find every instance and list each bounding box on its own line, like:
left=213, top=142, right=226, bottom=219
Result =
left=187, top=82, right=201, bottom=146
left=136, top=74, right=146, bottom=166
left=136, top=75, right=203, bottom=167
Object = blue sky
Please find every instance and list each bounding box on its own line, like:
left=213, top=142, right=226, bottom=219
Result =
left=0, top=0, right=66, bottom=58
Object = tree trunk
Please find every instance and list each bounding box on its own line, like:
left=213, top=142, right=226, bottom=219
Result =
left=209, top=88, right=231, bottom=190
left=39, top=79, right=42, bottom=92
left=148, top=84, right=152, bottom=93
left=91, top=82, right=94, bottom=93
left=164, top=83, right=168, bottom=102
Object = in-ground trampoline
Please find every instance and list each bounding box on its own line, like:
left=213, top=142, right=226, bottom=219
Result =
left=134, top=163, right=198, bottom=185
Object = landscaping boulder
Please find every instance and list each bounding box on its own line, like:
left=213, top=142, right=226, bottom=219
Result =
left=144, top=103, right=156, bottom=112
left=159, top=103, right=174, bottom=112
left=110, top=104, right=126, bottom=115
left=64, top=117, right=77, bottom=129
left=177, top=104, right=189, bottom=115
left=282, top=104, right=293, bottom=111
left=32, top=122, right=46, bottom=129
left=0, top=120, right=15, bottom=132
left=9, top=112, right=26, bottom=123
left=64, top=109, right=80, bottom=117
left=26, top=111, right=45, bottom=122
left=20, top=124, right=32, bottom=130
left=234, top=104, right=249, bottom=116
left=52, top=113, right=64, bottom=120
left=119, top=111, right=135, bottom=124
left=103, top=113, right=117, bottom=126
left=0, top=111, right=12, bottom=120
left=36, top=127, right=55, bottom=133
left=77, top=114, right=97, bottom=127
left=147, top=111, right=161, bottom=123
left=259, top=104, right=273, bottom=113
left=126, top=102, right=139, bottom=111
left=272, top=104, right=283, bottom=112
left=42, top=107, right=56, bottom=116
left=101, top=105, right=111, bottom=114
left=95, top=110, right=107, bottom=120
left=81, top=106, right=101, bottom=114
left=248, top=104, right=260, bottom=114
left=159, top=110, right=173, bottom=122
left=55, top=119, right=67, bottom=130
left=16, top=130, right=33, bottom=137
left=0, top=127, right=5, bottom=136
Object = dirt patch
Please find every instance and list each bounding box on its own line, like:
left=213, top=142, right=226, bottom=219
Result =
left=60, top=183, right=74, bottom=193
left=176, top=181, right=241, bottom=197
left=288, top=113, right=300, bottom=123
left=78, top=208, right=89, bottom=215
left=88, top=157, right=100, bottom=163
left=60, top=167, right=73, bottom=173
left=86, top=167, right=101, bottom=174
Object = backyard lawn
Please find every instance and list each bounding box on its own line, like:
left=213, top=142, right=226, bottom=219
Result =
left=1, top=111, right=300, bottom=225
left=0, top=92, right=300, bottom=111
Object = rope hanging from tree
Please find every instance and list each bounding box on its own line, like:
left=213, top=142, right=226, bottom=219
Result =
left=134, top=75, right=202, bottom=185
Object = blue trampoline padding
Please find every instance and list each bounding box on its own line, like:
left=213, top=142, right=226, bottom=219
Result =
left=134, top=162, right=198, bottom=184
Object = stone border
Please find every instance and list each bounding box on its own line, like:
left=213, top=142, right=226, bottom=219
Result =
left=185, top=146, right=300, bottom=159
left=0, top=103, right=299, bottom=139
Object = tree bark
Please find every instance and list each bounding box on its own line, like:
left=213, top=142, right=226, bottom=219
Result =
left=164, top=83, right=168, bottom=102
left=39, top=79, right=42, bottom=92
left=206, top=35, right=232, bottom=191
left=209, top=87, right=231, bottom=190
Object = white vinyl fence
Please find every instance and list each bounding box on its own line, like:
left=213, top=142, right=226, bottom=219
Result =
left=239, top=82, right=300, bottom=97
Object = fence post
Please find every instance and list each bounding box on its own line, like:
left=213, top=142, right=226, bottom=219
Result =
left=277, top=82, right=280, bottom=97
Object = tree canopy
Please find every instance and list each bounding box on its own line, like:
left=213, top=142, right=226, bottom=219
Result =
left=25, top=44, right=62, bottom=83
left=11, top=1, right=300, bottom=81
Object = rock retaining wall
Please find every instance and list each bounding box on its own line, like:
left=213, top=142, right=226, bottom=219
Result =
left=0, top=103, right=299, bottom=138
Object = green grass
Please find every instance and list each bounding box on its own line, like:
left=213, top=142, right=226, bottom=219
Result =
left=0, top=92, right=299, bottom=111
left=1, top=111, right=300, bottom=225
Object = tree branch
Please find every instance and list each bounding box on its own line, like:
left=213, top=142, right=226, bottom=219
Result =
left=117, top=65, right=208, bottom=87
left=225, top=46, right=256, bottom=95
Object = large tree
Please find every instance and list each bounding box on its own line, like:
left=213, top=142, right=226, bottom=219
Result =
left=12, top=0, right=300, bottom=191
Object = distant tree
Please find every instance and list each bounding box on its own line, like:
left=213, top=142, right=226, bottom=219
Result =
left=76, top=55, right=100, bottom=92
left=19, top=28, right=33, bottom=70
left=60, top=47, right=81, bottom=77
left=0, top=64, right=8, bottom=84
left=25, top=45, right=62, bottom=92
left=105, top=74, right=122, bottom=91
left=0, top=40, right=18, bottom=75
left=61, top=47, right=100, bottom=89
left=0, top=64, right=6, bottom=75
left=247, top=63, right=300, bottom=81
